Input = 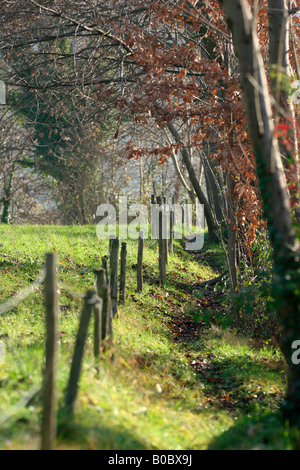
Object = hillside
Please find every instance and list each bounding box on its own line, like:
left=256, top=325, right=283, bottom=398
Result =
left=0, top=225, right=299, bottom=450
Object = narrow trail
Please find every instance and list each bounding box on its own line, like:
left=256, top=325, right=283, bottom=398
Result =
left=153, top=248, right=284, bottom=418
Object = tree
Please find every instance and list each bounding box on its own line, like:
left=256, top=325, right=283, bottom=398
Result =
left=1, top=2, right=299, bottom=365
left=220, top=0, right=300, bottom=423
left=0, top=0, right=266, bottom=322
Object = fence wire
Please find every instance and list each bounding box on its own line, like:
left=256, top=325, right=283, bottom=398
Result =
left=0, top=384, right=41, bottom=427
left=58, top=281, right=85, bottom=302
left=0, top=266, right=46, bottom=316
left=0, top=254, right=106, bottom=432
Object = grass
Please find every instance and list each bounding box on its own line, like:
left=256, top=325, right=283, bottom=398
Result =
left=0, top=224, right=299, bottom=450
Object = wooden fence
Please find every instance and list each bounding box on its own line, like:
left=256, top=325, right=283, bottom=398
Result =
left=1, top=195, right=175, bottom=450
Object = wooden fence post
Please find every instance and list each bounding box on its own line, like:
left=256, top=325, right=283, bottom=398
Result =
left=100, top=284, right=113, bottom=349
left=109, top=235, right=113, bottom=255
left=93, top=297, right=102, bottom=360
left=41, top=253, right=58, bottom=450
left=109, top=237, right=119, bottom=318
left=137, top=232, right=144, bottom=292
left=119, top=242, right=127, bottom=304
left=101, top=256, right=109, bottom=284
left=64, top=290, right=95, bottom=416
left=157, top=197, right=166, bottom=285
left=94, top=269, right=113, bottom=345
left=169, top=197, right=174, bottom=255
left=163, top=196, right=168, bottom=265
left=151, top=194, right=158, bottom=239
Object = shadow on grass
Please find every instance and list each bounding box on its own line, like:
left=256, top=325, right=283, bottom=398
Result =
left=57, top=412, right=157, bottom=450
left=208, top=412, right=300, bottom=450
left=190, top=348, right=285, bottom=416
left=189, top=233, right=227, bottom=274
left=0, top=259, right=42, bottom=275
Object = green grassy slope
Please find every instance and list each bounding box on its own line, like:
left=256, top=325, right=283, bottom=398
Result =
left=0, top=225, right=298, bottom=450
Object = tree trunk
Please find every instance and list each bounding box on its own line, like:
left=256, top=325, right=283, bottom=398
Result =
left=227, top=173, right=240, bottom=326
left=202, top=152, right=224, bottom=226
left=268, top=0, right=299, bottom=220
left=221, top=0, right=300, bottom=423
left=1, top=170, right=14, bottom=224
left=167, top=122, right=219, bottom=242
